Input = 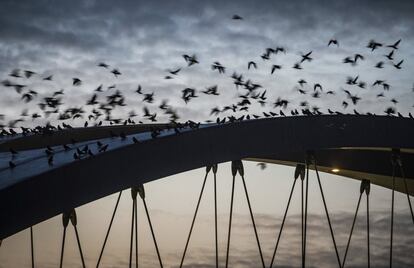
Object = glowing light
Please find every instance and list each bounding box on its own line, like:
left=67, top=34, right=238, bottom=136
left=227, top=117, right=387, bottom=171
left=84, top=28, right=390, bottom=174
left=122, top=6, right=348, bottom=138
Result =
left=331, top=168, right=340, bottom=173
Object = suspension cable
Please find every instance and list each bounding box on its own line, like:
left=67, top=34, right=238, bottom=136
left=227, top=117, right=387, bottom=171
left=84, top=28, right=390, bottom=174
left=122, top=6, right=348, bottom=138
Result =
left=179, top=167, right=210, bottom=267
left=135, top=198, right=138, bottom=268
left=241, top=174, right=266, bottom=268
left=140, top=185, right=163, bottom=268
left=212, top=164, right=219, bottom=268
left=301, top=169, right=304, bottom=266
left=225, top=169, right=236, bottom=268
left=269, top=175, right=299, bottom=268
left=96, top=191, right=123, bottom=268
left=68, top=209, right=86, bottom=268
left=390, top=156, right=396, bottom=268
left=59, top=211, right=70, bottom=268
left=30, top=226, right=34, bottom=268
left=314, top=162, right=341, bottom=268
left=129, top=202, right=135, bottom=268
left=302, top=161, right=309, bottom=268
left=395, top=152, right=414, bottom=225
left=59, top=226, right=67, bottom=268
left=342, top=191, right=362, bottom=268
left=73, top=225, right=86, bottom=268
left=366, top=181, right=370, bottom=268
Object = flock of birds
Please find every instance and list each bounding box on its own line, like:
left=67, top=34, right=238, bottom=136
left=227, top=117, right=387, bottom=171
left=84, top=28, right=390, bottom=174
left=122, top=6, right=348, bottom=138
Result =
left=0, top=15, right=413, bottom=169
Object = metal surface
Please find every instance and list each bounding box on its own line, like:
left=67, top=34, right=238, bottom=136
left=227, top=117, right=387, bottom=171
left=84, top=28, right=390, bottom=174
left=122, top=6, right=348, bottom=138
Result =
left=0, top=115, right=413, bottom=239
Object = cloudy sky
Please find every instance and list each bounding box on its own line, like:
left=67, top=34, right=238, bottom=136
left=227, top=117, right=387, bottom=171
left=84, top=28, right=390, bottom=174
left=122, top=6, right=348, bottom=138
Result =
left=0, top=0, right=413, bottom=126
left=0, top=0, right=413, bottom=267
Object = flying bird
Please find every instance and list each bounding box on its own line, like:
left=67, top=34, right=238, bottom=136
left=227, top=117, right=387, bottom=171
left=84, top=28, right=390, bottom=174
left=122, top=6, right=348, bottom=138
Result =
left=98, top=62, right=109, bottom=68
left=393, top=60, right=403, bottom=69
left=387, top=39, right=401, bottom=50
left=111, top=69, right=121, bottom=77
left=328, top=39, right=339, bottom=47
left=248, top=61, right=257, bottom=70
left=72, top=78, right=82, bottom=86
left=271, top=64, right=282, bottom=74
left=168, top=68, right=181, bottom=75
left=300, top=51, right=313, bottom=63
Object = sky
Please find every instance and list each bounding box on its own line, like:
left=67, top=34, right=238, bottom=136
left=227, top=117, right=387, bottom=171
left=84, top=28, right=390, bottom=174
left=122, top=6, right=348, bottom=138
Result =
left=0, top=0, right=413, bottom=267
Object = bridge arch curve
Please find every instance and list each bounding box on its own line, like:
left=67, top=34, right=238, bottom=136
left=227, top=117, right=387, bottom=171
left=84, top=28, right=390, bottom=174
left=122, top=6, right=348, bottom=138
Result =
left=0, top=115, right=413, bottom=239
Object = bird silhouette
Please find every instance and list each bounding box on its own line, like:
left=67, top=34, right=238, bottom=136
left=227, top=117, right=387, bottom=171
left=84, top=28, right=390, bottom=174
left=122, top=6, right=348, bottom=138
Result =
left=385, top=50, right=394, bottom=60
left=24, top=70, right=36, bottom=78
left=98, top=62, right=109, bottom=68
left=248, top=61, right=257, bottom=70
left=393, top=60, right=403, bottom=69
left=293, top=63, right=302, bottom=69
left=72, top=78, right=82, bottom=86
left=183, top=54, right=199, bottom=66
left=387, top=39, right=401, bottom=50
left=168, top=68, right=181, bottom=75
left=300, top=51, right=313, bottom=63
left=367, top=40, right=382, bottom=51
left=375, top=61, right=384, bottom=68
left=328, top=39, right=339, bottom=47
left=271, top=64, right=282, bottom=74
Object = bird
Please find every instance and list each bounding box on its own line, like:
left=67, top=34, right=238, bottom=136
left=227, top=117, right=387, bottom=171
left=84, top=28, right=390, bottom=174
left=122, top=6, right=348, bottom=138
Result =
left=393, top=60, right=403, bottom=69
left=328, top=39, right=339, bottom=46
left=248, top=61, right=257, bottom=70
left=298, top=79, right=307, bottom=87
left=312, top=91, right=320, bottom=98
left=293, top=63, right=302, bottom=69
left=111, top=69, right=121, bottom=77
left=210, top=107, right=221, bottom=116
left=232, top=14, right=243, bottom=20
left=98, top=62, right=109, bottom=68
left=24, top=70, right=36, bottom=78
left=168, top=68, right=181, bottom=75
left=135, top=85, right=143, bottom=94
left=387, top=39, right=401, bottom=50
left=211, top=62, right=225, bottom=74
left=183, top=54, right=199, bottom=66
left=298, top=88, right=307, bottom=94
left=375, top=61, right=384, bottom=68
left=95, top=85, right=103, bottom=92
left=86, top=94, right=99, bottom=105
left=72, top=78, right=82, bottom=86
left=384, top=107, right=396, bottom=115
left=314, top=83, right=323, bottom=91
left=354, top=54, right=364, bottom=63
left=9, top=69, right=21, bottom=78
left=372, top=80, right=384, bottom=86
left=43, top=75, right=53, bottom=81
left=271, top=64, right=282, bottom=74
left=367, top=40, right=382, bottom=51
left=385, top=50, right=394, bottom=60
left=300, top=51, right=313, bottom=63
left=53, top=89, right=64, bottom=96
left=257, top=163, right=267, bottom=170
left=202, top=85, right=219, bottom=95
left=143, top=92, right=154, bottom=103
